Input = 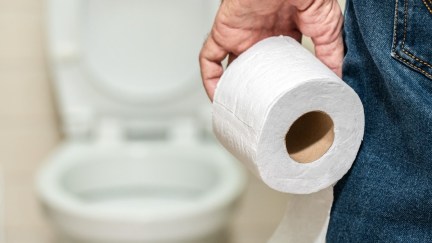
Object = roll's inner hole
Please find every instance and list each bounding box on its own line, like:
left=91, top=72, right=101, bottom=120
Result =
left=285, top=111, right=334, bottom=163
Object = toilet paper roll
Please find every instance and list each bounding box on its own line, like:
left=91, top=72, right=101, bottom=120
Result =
left=212, top=36, right=364, bottom=194
left=212, top=36, right=364, bottom=242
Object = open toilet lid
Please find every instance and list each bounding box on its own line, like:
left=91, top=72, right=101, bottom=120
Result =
left=47, top=0, right=218, bottom=130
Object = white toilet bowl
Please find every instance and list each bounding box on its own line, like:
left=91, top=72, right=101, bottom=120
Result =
left=37, top=0, right=246, bottom=242
left=37, top=142, right=244, bottom=243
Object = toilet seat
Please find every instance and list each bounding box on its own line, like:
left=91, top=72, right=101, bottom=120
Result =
left=46, top=0, right=219, bottom=137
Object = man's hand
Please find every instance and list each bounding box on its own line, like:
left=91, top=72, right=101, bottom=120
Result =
left=199, top=0, right=344, bottom=100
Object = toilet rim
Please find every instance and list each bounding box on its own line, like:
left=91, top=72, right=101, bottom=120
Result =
left=36, top=141, right=246, bottom=222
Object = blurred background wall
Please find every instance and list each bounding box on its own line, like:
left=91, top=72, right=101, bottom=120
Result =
left=0, top=0, right=60, bottom=241
left=0, top=0, right=345, bottom=242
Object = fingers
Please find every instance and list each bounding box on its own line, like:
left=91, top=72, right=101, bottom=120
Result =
left=314, top=32, right=344, bottom=77
left=312, top=1, right=344, bottom=77
left=199, top=34, right=228, bottom=101
left=296, top=0, right=344, bottom=77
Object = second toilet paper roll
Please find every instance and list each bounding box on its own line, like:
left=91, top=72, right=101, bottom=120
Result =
left=212, top=36, right=364, bottom=242
left=213, top=36, right=364, bottom=194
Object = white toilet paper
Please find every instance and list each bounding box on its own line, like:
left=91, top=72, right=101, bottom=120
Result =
left=212, top=36, right=364, bottom=242
left=213, top=36, right=364, bottom=194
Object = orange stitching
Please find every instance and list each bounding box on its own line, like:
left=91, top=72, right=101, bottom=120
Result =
left=394, top=53, right=432, bottom=79
left=392, top=0, right=399, bottom=52
left=423, top=0, right=432, bottom=15
left=392, top=0, right=432, bottom=79
left=402, top=0, right=408, bottom=48
left=400, top=0, right=432, bottom=74
left=402, top=49, right=432, bottom=68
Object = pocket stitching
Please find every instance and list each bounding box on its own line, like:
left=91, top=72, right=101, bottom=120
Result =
left=392, top=0, right=399, bottom=53
left=393, top=0, right=432, bottom=78
left=402, top=0, right=409, bottom=48
left=402, top=50, right=432, bottom=68
left=394, top=52, right=432, bottom=79
left=401, top=0, right=432, bottom=69
left=422, top=0, right=432, bottom=15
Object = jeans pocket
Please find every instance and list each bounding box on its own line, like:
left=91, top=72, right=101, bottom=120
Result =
left=392, top=0, right=432, bottom=79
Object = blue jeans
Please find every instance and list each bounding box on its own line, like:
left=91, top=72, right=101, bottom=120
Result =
left=327, top=0, right=432, bottom=242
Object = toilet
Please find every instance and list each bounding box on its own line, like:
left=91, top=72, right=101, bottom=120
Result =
left=36, top=0, right=246, bottom=242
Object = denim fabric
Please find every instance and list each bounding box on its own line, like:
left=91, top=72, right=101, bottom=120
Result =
left=327, top=0, right=432, bottom=242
